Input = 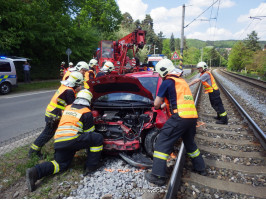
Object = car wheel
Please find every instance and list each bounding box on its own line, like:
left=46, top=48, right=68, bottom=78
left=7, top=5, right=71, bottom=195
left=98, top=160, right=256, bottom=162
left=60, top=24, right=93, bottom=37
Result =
left=144, top=128, right=160, bottom=158
left=0, top=82, right=11, bottom=95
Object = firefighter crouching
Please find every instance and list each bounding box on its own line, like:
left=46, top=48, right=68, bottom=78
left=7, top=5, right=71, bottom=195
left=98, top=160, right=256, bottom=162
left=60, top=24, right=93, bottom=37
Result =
left=28, top=72, right=84, bottom=158
left=26, top=89, right=104, bottom=192
left=84, top=59, right=98, bottom=89
left=189, top=62, right=228, bottom=124
left=145, top=59, right=206, bottom=186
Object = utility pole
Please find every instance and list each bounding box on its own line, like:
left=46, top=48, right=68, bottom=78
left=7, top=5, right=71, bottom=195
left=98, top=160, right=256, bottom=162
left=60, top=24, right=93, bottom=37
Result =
left=180, top=4, right=185, bottom=67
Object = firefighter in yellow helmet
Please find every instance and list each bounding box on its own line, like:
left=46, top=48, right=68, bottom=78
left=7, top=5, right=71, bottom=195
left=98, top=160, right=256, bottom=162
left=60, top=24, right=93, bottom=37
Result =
left=28, top=72, right=84, bottom=158
left=145, top=59, right=206, bottom=186
left=26, top=89, right=104, bottom=192
left=84, top=59, right=98, bottom=89
left=189, top=62, right=228, bottom=124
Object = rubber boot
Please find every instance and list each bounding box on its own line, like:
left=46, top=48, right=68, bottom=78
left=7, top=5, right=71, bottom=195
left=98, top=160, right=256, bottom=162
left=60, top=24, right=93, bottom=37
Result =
left=144, top=172, right=166, bottom=186
left=216, top=115, right=228, bottom=125
left=83, top=161, right=103, bottom=176
left=213, top=113, right=221, bottom=120
left=26, top=167, right=39, bottom=192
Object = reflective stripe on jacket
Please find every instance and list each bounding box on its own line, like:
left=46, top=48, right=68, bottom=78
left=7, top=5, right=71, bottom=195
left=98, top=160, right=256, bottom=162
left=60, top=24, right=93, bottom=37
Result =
left=45, top=85, right=75, bottom=119
left=84, top=70, right=95, bottom=89
left=200, top=71, right=218, bottom=93
left=54, top=105, right=94, bottom=143
left=165, top=75, right=198, bottom=118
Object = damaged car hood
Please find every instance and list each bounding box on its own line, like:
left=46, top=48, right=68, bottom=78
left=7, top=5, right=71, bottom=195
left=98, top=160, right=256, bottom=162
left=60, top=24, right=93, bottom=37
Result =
left=88, top=75, right=154, bottom=101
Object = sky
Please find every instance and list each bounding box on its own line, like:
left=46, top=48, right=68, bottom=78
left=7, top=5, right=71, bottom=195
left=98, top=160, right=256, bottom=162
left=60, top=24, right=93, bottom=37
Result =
left=116, top=0, right=266, bottom=41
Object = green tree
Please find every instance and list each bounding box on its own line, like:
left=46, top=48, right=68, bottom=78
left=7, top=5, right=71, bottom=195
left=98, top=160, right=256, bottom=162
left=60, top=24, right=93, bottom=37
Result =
left=176, top=38, right=180, bottom=50
left=244, top=31, right=261, bottom=52
left=121, top=12, right=134, bottom=30
left=157, top=31, right=164, bottom=54
left=227, top=42, right=253, bottom=71
left=170, top=33, right=175, bottom=52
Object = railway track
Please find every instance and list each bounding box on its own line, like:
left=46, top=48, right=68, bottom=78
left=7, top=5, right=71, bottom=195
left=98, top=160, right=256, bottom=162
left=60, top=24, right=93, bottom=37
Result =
left=172, top=70, right=266, bottom=199
left=220, top=69, right=266, bottom=90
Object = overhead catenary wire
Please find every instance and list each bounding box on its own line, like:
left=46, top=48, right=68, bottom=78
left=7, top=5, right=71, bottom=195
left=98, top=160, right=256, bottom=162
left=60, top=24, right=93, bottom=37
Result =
left=184, top=0, right=219, bottom=28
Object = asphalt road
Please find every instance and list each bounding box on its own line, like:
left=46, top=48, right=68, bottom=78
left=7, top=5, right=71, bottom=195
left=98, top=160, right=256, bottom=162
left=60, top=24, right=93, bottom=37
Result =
left=0, top=90, right=55, bottom=142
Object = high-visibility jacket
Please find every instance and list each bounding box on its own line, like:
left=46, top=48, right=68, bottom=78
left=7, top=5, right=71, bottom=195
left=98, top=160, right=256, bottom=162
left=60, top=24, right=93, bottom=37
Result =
left=84, top=70, right=95, bottom=89
left=200, top=71, right=218, bottom=93
left=45, top=85, right=75, bottom=119
left=54, top=105, right=95, bottom=143
left=164, top=75, right=198, bottom=118
left=62, top=70, right=71, bottom=81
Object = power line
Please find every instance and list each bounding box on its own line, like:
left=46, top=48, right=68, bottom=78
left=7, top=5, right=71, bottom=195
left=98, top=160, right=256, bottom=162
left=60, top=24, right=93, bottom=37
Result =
left=184, top=0, right=219, bottom=28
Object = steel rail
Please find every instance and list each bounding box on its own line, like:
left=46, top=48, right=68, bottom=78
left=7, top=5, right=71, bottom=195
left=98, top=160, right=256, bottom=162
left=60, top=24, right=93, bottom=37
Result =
left=220, top=69, right=266, bottom=90
left=165, top=83, right=202, bottom=199
left=213, top=71, right=266, bottom=149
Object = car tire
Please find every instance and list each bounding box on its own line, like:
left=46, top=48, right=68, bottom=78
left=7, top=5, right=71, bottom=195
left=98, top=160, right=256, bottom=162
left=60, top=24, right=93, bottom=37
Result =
left=144, top=128, right=160, bottom=158
left=0, top=82, right=11, bottom=95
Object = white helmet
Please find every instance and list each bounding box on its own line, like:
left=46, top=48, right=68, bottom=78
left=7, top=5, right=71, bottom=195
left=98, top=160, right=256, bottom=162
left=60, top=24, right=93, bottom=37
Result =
left=155, top=59, right=175, bottom=77
left=197, top=61, right=208, bottom=70
left=101, top=61, right=114, bottom=72
left=61, top=61, right=65, bottom=65
left=69, top=62, right=73, bottom=66
left=75, top=61, right=89, bottom=71
left=76, top=89, right=93, bottom=102
left=68, top=71, right=84, bottom=86
left=89, top=59, right=98, bottom=68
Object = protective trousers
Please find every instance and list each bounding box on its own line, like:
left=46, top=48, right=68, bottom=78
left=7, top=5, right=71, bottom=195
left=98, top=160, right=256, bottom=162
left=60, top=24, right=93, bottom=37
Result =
left=34, top=132, right=103, bottom=179
left=208, top=89, right=226, bottom=115
left=31, top=118, right=59, bottom=151
left=152, top=114, right=205, bottom=177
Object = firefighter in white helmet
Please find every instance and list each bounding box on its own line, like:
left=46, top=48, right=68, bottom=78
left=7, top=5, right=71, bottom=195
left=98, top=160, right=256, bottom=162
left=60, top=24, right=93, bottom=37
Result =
left=62, top=61, right=89, bottom=81
left=26, top=89, right=104, bottom=192
left=96, top=61, right=115, bottom=77
left=189, top=61, right=228, bottom=124
left=145, top=59, right=205, bottom=186
left=84, top=59, right=98, bottom=89
left=28, top=71, right=84, bottom=158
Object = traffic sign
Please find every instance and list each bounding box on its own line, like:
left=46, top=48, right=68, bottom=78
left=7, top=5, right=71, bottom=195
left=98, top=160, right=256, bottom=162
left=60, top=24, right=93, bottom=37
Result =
left=66, top=48, right=72, bottom=56
left=171, top=52, right=180, bottom=60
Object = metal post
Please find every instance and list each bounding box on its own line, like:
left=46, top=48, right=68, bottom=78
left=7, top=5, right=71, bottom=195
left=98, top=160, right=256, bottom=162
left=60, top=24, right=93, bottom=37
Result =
left=180, top=4, right=185, bottom=67
left=154, top=45, right=156, bottom=55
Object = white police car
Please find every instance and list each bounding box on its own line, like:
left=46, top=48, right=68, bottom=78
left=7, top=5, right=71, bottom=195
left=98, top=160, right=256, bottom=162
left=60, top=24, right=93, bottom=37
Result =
left=0, top=56, right=28, bottom=94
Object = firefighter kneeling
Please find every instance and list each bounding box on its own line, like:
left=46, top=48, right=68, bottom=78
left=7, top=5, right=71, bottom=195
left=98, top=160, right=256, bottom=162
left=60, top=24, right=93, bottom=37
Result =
left=145, top=59, right=206, bottom=186
left=26, top=89, right=103, bottom=192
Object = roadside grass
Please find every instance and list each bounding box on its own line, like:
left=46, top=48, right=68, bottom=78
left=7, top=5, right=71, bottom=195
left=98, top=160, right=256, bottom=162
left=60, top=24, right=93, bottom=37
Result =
left=13, top=80, right=61, bottom=93
left=0, top=139, right=86, bottom=198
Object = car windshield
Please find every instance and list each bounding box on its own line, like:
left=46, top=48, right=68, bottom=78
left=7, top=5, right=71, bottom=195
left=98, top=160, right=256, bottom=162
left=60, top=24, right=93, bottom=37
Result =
left=96, top=77, right=158, bottom=103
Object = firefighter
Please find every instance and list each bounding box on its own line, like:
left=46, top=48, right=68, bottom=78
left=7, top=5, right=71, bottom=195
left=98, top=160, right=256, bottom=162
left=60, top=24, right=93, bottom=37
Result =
left=96, top=61, right=115, bottom=77
left=26, top=89, right=103, bottom=192
left=59, top=61, right=66, bottom=77
left=69, top=62, right=74, bottom=69
left=28, top=72, right=84, bottom=158
left=84, top=59, right=98, bottom=89
left=189, top=62, right=228, bottom=124
left=145, top=59, right=206, bottom=186
left=62, top=61, right=89, bottom=81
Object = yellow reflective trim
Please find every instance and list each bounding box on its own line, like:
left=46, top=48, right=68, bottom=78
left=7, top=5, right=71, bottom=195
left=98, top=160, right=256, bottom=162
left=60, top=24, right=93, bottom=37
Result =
left=187, top=149, right=200, bottom=158
left=50, top=102, right=65, bottom=110
left=54, top=135, right=80, bottom=143
left=4, top=75, right=8, bottom=78
left=51, top=160, right=60, bottom=174
left=31, top=144, right=40, bottom=151
left=177, top=104, right=196, bottom=109
left=153, top=151, right=169, bottom=160
left=90, top=145, right=103, bottom=152
left=220, top=112, right=227, bottom=116
left=178, top=111, right=198, bottom=116
left=57, top=98, right=67, bottom=106
left=84, top=126, right=95, bottom=133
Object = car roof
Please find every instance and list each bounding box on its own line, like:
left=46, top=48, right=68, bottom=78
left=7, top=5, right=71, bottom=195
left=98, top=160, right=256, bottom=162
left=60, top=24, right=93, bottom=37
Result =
left=0, top=56, right=28, bottom=62
left=125, top=71, right=159, bottom=78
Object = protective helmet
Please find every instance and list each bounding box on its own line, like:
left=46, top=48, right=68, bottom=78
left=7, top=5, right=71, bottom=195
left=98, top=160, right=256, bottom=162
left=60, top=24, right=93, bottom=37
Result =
left=101, top=61, right=114, bottom=72
left=61, top=61, right=65, bottom=65
left=75, top=61, right=89, bottom=71
left=89, top=59, right=98, bottom=68
left=69, top=62, right=73, bottom=66
left=155, top=59, right=175, bottom=77
left=196, top=61, right=208, bottom=70
left=76, top=89, right=93, bottom=102
left=67, top=71, right=84, bottom=86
